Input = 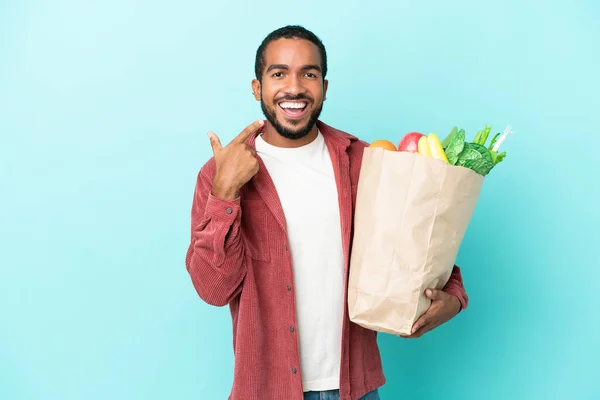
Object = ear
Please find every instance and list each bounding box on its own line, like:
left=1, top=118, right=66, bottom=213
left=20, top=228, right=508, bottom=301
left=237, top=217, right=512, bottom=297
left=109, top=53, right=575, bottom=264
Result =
left=251, top=79, right=261, bottom=101
left=323, top=79, right=329, bottom=100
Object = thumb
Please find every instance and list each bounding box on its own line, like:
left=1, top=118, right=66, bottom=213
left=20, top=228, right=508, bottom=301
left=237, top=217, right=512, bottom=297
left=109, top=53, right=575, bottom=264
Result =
left=207, top=131, right=222, bottom=152
left=425, top=289, right=443, bottom=301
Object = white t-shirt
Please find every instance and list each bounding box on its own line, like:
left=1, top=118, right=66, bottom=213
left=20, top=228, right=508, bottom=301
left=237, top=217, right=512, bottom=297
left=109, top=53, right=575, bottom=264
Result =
left=255, top=131, right=344, bottom=392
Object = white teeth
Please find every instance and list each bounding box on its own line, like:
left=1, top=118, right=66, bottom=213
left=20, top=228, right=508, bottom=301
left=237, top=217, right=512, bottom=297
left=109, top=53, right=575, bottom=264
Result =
left=279, top=102, right=307, bottom=109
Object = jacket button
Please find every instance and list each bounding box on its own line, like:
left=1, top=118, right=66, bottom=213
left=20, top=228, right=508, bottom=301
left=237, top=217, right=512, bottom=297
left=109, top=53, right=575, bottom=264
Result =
left=226, top=207, right=232, bottom=214
left=291, top=367, right=297, bottom=374
left=287, top=285, right=292, bottom=291
left=290, top=326, right=295, bottom=333
left=284, top=245, right=288, bottom=251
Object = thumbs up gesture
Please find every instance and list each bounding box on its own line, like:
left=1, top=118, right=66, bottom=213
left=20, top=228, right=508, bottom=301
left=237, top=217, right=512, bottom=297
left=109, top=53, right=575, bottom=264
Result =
left=208, top=120, right=264, bottom=200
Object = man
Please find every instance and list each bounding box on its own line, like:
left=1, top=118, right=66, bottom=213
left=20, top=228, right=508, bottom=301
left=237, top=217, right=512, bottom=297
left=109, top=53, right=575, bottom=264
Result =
left=185, top=25, right=468, bottom=400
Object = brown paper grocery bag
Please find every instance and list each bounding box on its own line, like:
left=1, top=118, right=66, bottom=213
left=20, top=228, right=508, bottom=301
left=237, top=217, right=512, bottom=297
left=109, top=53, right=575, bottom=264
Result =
left=348, top=148, right=484, bottom=336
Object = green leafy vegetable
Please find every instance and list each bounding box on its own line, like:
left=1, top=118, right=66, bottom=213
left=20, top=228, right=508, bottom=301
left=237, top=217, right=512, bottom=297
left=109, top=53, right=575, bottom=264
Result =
left=454, top=143, right=494, bottom=176
left=458, top=158, right=495, bottom=176
left=457, top=143, right=484, bottom=161
left=469, top=143, right=493, bottom=162
left=443, top=124, right=513, bottom=177
left=441, top=126, right=458, bottom=148
left=444, top=129, right=466, bottom=165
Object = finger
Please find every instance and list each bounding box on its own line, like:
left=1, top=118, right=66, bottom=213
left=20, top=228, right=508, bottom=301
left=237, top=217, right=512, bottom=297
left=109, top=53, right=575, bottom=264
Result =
left=233, top=120, right=265, bottom=144
left=411, top=312, right=432, bottom=335
left=245, top=144, right=256, bottom=155
left=410, top=321, right=436, bottom=338
left=207, top=131, right=222, bottom=152
left=398, top=330, right=423, bottom=339
left=397, top=333, right=415, bottom=339
left=411, top=303, right=439, bottom=334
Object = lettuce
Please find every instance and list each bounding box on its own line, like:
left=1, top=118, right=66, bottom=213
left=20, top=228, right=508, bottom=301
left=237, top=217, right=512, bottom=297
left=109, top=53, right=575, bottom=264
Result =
left=444, top=129, right=466, bottom=165
left=456, top=143, right=495, bottom=176
left=442, top=125, right=510, bottom=176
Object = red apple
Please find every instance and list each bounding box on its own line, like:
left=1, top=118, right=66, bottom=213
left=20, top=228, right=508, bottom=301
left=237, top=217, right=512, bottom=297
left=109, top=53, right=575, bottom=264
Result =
left=398, top=132, right=425, bottom=152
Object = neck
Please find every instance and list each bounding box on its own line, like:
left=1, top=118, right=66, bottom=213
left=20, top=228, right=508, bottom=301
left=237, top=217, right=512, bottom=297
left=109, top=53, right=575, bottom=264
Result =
left=261, top=121, right=319, bottom=148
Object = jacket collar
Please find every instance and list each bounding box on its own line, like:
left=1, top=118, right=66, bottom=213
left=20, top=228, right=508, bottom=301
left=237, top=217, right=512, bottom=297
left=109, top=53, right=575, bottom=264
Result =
left=246, top=120, right=358, bottom=237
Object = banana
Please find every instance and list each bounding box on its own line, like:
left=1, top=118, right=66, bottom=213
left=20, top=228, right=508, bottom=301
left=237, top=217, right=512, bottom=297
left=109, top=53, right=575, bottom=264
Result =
left=418, top=136, right=432, bottom=157
left=427, top=133, right=449, bottom=163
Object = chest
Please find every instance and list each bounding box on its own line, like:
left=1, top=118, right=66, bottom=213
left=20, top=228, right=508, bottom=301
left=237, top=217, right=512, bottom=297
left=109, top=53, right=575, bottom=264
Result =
left=238, top=139, right=357, bottom=264
left=263, top=156, right=340, bottom=226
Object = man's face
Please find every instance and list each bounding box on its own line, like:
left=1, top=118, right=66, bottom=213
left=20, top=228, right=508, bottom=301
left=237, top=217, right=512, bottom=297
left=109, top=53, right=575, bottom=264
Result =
left=253, top=38, right=328, bottom=140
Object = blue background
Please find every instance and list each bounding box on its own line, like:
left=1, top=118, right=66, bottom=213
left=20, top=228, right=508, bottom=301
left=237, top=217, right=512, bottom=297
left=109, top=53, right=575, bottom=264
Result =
left=1, top=1, right=599, bottom=399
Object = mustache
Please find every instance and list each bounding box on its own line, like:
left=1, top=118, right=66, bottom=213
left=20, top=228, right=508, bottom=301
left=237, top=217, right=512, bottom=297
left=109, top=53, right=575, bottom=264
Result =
left=275, top=94, right=313, bottom=103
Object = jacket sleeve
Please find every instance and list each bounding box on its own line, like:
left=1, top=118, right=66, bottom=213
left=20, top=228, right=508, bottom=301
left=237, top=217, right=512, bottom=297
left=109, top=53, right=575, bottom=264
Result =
left=185, top=165, right=247, bottom=307
left=443, top=265, right=469, bottom=311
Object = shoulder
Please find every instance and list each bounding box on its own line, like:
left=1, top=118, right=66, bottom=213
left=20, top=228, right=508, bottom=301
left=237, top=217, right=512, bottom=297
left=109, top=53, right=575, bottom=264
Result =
left=317, top=120, right=370, bottom=150
left=317, top=121, right=370, bottom=164
left=349, top=138, right=369, bottom=160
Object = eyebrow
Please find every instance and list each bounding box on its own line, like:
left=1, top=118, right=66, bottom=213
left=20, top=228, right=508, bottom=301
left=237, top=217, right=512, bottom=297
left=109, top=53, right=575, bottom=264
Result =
left=266, top=64, right=322, bottom=73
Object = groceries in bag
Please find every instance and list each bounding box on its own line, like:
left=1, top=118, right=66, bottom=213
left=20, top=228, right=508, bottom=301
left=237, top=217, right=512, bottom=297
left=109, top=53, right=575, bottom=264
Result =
left=349, top=125, right=514, bottom=335
left=369, top=124, right=513, bottom=175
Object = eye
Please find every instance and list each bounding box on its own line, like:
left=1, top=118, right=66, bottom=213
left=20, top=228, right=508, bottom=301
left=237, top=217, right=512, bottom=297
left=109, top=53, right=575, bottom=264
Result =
left=272, top=72, right=284, bottom=78
left=304, top=72, right=317, bottom=78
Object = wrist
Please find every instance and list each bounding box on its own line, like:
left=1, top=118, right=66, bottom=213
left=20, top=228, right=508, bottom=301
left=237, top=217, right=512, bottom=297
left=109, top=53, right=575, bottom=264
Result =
left=212, top=176, right=239, bottom=200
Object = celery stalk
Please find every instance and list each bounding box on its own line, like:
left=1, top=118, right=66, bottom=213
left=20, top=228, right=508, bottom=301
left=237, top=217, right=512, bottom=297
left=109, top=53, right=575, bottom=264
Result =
left=479, top=125, right=491, bottom=145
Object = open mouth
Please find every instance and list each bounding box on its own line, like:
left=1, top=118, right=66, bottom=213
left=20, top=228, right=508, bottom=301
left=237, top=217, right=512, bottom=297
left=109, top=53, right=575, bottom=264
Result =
left=278, top=100, right=309, bottom=119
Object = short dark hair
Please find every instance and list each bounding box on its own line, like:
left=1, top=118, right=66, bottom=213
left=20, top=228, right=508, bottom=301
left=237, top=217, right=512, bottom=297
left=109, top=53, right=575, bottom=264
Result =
left=254, top=25, right=327, bottom=82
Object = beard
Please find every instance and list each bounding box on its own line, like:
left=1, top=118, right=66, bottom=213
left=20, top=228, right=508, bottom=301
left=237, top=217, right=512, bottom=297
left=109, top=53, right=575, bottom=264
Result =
left=260, top=95, right=323, bottom=140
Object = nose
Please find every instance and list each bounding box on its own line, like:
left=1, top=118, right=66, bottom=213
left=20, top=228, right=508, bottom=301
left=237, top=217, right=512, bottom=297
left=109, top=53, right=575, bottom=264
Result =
left=285, top=74, right=305, bottom=95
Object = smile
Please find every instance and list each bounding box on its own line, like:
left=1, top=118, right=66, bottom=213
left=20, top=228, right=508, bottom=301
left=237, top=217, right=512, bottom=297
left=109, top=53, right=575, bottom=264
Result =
left=278, top=100, right=309, bottom=119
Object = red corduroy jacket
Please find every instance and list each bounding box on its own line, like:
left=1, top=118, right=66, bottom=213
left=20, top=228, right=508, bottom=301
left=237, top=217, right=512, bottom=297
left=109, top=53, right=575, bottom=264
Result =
left=185, top=120, right=469, bottom=400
